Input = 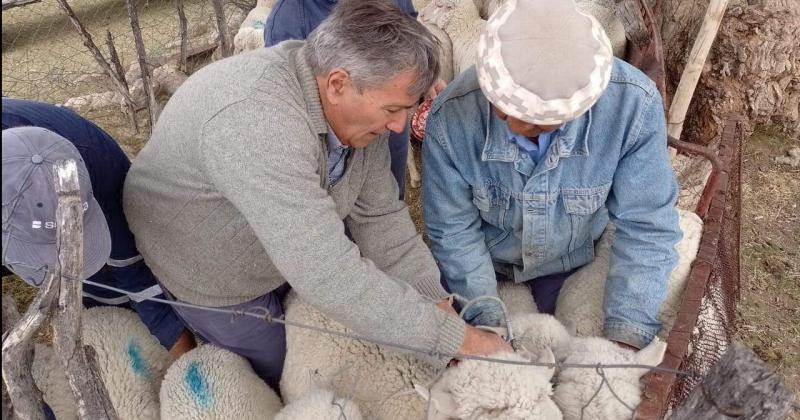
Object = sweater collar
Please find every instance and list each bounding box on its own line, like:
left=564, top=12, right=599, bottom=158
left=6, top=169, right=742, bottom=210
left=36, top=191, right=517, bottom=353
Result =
left=293, top=45, right=328, bottom=136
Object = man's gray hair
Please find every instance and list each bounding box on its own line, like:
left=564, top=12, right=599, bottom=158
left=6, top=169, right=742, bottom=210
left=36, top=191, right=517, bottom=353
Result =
left=304, top=0, right=441, bottom=98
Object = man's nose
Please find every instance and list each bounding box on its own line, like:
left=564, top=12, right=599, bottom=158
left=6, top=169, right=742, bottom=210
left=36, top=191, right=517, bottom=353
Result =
left=386, top=110, right=408, bottom=134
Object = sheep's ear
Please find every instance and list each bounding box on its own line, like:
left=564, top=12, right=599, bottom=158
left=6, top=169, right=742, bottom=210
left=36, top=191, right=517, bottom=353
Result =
left=537, top=347, right=557, bottom=378
left=562, top=320, right=577, bottom=337
left=635, top=337, right=667, bottom=367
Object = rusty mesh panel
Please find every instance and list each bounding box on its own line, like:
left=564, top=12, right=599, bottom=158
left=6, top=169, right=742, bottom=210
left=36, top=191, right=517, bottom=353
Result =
left=668, top=121, right=743, bottom=412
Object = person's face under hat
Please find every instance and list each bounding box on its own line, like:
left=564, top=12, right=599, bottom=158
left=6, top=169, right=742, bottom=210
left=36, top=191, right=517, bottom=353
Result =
left=493, top=106, right=562, bottom=139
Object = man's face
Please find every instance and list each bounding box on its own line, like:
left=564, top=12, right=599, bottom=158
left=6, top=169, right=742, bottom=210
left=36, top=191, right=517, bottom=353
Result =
left=319, top=69, right=420, bottom=148
left=493, top=107, right=561, bottom=139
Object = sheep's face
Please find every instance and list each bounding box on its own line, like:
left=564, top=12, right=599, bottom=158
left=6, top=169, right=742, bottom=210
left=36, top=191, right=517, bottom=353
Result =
left=416, top=349, right=562, bottom=419
left=553, top=337, right=667, bottom=420
left=419, top=0, right=458, bottom=29
left=319, top=69, right=420, bottom=148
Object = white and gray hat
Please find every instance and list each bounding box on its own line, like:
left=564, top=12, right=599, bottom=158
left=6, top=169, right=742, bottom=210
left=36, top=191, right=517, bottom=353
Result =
left=2, top=127, right=112, bottom=286
left=476, top=0, right=614, bottom=125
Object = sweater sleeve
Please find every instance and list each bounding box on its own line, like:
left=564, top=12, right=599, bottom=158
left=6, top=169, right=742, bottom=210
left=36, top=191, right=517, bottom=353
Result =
left=346, top=137, right=449, bottom=301
left=199, top=99, right=464, bottom=366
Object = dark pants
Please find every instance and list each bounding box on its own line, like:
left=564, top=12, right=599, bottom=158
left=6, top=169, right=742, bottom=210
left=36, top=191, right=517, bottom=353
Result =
left=163, top=286, right=287, bottom=392
left=388, top=127, right=409, bottom=200
left=497, top=269, right=577, bottom=315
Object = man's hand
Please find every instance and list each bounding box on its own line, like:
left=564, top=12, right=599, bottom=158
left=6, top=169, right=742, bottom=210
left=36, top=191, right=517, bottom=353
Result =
left=436, top=297, right=512, bottom=357
left=612, top=340, right=639, bottom=351
left=169, top=329, right=197, bottom=357
left=424, top=78, right=448, bottom=101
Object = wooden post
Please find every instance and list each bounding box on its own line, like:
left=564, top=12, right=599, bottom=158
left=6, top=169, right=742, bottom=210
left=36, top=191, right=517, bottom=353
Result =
left=670, top=342, right=793, bottom=419
left=174, top=0, right=189, bottom=73
left=666, top=0, right=730, bottom=142
left=2, top=272, right=60, bottom=420
left=211, top=0, right=233, bottom=58
left=49, top=160, right=118, bottom=420
left=54, top=0, right=137, bottom=112
left=105, top=30, right=138, bottom=134
left=125, top=0, right=160, bottom=130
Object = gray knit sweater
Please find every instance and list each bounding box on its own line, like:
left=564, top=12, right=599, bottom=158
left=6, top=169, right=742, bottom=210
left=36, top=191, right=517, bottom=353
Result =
left=122, top=41, right=465, bottom=364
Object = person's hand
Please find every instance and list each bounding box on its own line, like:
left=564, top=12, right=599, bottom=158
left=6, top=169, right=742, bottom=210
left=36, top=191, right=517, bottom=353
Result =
left=169, top=329, right=197, bottom=357
left=612, top=340, right=639, bottom=351
left=458, top=325, right=513, bottom=356
left=424, top=78, right=448, bottom=101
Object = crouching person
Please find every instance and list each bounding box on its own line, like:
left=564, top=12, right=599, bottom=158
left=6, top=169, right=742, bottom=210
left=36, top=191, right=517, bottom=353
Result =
left=122, top=0, right=509, bottom=392
left=421, top=0, right=682, bottom=350
left=1, top=98, right=194, bottom=356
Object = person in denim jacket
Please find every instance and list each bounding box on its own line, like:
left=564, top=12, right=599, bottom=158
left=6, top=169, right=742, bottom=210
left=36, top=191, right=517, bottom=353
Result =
left=422, top=0, right=682, bottom=350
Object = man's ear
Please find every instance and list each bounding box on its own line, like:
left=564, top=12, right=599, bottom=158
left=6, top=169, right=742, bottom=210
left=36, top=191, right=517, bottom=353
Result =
left=323, top=68, right=350, bottom=106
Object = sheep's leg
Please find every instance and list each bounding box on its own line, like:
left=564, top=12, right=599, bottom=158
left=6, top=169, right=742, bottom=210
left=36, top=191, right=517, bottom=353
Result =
left=407, top=140, right=421, bottom=189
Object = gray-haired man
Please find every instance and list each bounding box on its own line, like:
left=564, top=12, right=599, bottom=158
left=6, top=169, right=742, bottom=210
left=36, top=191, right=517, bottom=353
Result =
left=123, top=0, right=509, bottom=390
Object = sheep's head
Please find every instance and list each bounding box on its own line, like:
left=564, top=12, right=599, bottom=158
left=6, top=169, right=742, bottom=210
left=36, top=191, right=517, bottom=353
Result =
left=511, top=313, right=573, bottom=359
left=415, top=350, right=562, bottom=419
left=553, top=337, right=667, bottom=420
left=418, top=0, right=461, bottom=30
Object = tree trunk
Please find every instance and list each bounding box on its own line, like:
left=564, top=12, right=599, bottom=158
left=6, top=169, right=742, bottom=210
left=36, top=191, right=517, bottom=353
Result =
left=660, top=0, right=800, bottom=144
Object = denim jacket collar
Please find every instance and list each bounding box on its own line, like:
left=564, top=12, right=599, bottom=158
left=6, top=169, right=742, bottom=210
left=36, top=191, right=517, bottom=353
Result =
left=481, top=101, right=592, bottom=164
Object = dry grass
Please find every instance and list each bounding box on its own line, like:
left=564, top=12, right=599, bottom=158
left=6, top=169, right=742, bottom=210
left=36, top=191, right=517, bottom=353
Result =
left=735, top=127, right=800, bottom=415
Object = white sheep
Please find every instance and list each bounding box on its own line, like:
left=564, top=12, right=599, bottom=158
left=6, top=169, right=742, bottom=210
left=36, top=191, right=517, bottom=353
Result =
left=160, top=345, right=283, bottom=419
left=418, top=0, right=485, bottom=77
left=275, top=387, right=363, bottom=420
left=280, top=291, right=437, bottom=419
left=554, top=209, right=704, bottom=341
left=30, top=306, right=174, bottom=420
left=32, top=343, right=79, bottom=420
left=416, top=349, right=562, bottom=419
left=233, top=0, right=275, bottom=54
left=510, top=313, right=573, bottom=359
left=553, top=336, right=667, bottom=420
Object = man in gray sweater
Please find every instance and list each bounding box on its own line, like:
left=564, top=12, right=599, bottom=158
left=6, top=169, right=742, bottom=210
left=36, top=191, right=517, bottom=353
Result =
left=123, top=0, right=509, bottom=390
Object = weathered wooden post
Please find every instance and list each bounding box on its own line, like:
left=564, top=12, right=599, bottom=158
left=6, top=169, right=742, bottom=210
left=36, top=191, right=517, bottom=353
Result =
left=124, top=0, right=160, bottom=129
left=669, top=342, right=794, bottom=419
left=2, top=270, right=60, bottom=420
left=49, top=160, right=118, bottom=420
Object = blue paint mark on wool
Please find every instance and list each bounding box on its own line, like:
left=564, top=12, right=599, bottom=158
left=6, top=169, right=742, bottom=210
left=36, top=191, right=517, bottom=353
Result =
left=185, top=361, right=212, bottom=408
left=126, top=341, right=148, bottom=377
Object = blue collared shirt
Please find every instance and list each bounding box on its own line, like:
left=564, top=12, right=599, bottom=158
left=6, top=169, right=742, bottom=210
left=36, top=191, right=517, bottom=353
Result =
left=326, top=126, right=350, bottom=186
left=507, top=126, right=556, bottom=166
left=422, top=61, right=682, bottom=349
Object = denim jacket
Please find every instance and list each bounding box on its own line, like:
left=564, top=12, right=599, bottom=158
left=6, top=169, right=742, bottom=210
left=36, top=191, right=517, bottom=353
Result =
left=422, top=60, right=682, bottom=348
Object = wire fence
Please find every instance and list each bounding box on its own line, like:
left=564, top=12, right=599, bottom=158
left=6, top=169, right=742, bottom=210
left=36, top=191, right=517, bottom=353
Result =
left=82, top=278, right=697, bottom=419
left=2, top=0, right=253, bottom=153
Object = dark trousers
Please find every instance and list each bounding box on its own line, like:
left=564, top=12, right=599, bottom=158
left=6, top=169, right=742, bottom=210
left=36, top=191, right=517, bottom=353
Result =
left=388, top=126, right=409, bottom=200
left=497, top=269, right=577, bottom=315
left=162, top=286, right=288, bottom=392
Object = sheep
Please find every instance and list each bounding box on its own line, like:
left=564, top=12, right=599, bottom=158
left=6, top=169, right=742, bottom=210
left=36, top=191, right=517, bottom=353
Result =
left=554, top=209, right=704, bottom=340
left=280, top=291, right=438, bottom=419
left=233, top=0, right=275, bottom=54
left=32, top=343, right=79, bottom=420
left=415, top=349, right=562, bottom=419
left=553, top=336, right=667, bottom=420
left=418, top=0, right=485, bottom=77
left=83, top=306, right=174, bottom=419
left=275, top=387, right=363, bottom=420
left=29, top=306, right=174, bottom=420
left=160, top=345, right=284, bottom=419
left=510, top=313, right=573, bottom=359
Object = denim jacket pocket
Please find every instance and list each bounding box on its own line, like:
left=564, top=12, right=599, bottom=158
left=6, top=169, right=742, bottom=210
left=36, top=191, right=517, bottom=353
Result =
left=562, top=183, right=611, bottom=252
left=472, top=186, right=510, bottom=247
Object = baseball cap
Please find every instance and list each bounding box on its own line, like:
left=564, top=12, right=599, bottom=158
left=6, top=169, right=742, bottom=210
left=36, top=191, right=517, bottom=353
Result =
left=2, top=126, right=112, bottom=286
left=476, top=0, right=614, bottom=125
